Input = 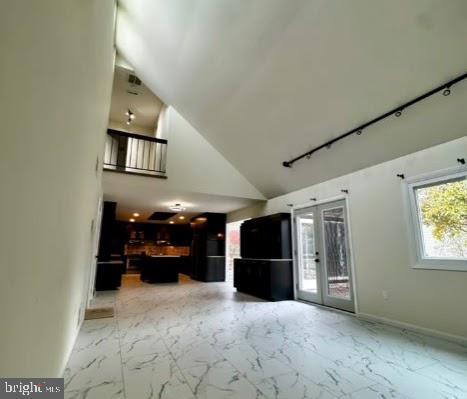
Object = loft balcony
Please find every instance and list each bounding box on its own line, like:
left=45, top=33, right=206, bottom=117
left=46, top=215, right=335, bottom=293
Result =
left=103, top=129, right=167, bottom=178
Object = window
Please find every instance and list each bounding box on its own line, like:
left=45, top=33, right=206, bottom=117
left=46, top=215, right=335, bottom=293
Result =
left=406, top=168, right=467, bottom=271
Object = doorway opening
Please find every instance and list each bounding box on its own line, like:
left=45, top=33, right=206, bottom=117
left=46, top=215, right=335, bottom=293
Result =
left=225, top=220, right=247, bottom=283
left=293, top=199, right=355, bottom=312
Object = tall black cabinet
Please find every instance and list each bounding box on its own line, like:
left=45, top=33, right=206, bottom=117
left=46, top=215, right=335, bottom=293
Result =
left=234, top=213, right=293, bottom=301
left=191, top=213, right=226, bottom=282
left=98, top=201, right=117, bottom=260
left=96, top=201, right=123, bottom=290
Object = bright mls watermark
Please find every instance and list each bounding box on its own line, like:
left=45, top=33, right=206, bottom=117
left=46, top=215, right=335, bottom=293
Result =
left=0, top=379, right=63, bottom=398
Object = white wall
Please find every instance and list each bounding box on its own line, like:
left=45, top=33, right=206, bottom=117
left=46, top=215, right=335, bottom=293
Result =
left=228, top=137, right=467, bottom=339
left=162, top=106, right=265, bottom=199
left=155, top=105, right=169, bottom=139
left=109, top=119, right=155, bottom=137
left=0, top=1, right=115, bottom=376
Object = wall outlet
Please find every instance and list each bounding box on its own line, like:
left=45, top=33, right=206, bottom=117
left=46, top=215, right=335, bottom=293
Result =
left=382, top=290, right=389, bottom=300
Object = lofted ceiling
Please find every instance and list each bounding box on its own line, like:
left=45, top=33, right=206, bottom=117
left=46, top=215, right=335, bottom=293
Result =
left=116, top=0, right=467, bottom=197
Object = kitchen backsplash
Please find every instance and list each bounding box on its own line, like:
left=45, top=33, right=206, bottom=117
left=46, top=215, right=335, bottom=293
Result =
left=125, top=243, right=190, bottom=256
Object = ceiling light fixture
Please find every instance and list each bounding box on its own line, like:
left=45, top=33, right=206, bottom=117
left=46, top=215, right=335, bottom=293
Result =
left=126, top=109, right=135, bottom=124
left=169, top=221, right=174, bottom=224
left=132, top=212, right=140, bottom=217
left=129, top=218, right=135, bottom=222
left=169, top=203, right=186, bottom=212
left=179, top=216, right=185, bottom=220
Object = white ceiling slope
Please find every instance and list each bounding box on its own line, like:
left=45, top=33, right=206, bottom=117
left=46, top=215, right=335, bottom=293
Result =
left=116, top=0, right=467, bottom=198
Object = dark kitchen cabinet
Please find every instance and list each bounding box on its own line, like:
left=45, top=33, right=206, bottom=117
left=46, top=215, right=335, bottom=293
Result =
left=95, top=260, right=123, bottom=291
left=191, top=213, right=226, bottom=282
left=240, top=213, right=291, bottom=259
left=233, top=258, right=293, bottom=301
left=98, top=201, right=118, bottom=260
left=235, top=213, right=293, bottom=301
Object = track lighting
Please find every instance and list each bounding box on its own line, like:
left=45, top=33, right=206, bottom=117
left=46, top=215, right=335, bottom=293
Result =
left=126, top=109, right=135, bottom=125
left=282, top=71, right=467, bottom=168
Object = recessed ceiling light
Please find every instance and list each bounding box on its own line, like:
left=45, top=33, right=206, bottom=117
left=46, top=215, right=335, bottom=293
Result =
left=169, top=221, right=174, bottom=224
left=133, top=212, right=140, bottom=217
left=179, top=216, right=185, bottom=220
left=129, top=218, right=135, bottom=222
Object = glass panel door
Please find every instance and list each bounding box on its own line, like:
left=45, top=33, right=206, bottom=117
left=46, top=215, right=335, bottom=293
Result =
left=294, top=209, right=321, bottom=303
left=293, top=200, right=355, bottom=312
left=319, top=201, right=354, bottom=312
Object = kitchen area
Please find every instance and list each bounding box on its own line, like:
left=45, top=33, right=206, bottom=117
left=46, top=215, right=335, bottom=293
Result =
left=95, top=201, right=227, bottom=290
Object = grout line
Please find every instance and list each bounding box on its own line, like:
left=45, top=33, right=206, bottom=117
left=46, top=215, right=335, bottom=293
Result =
left=114, top=292, right=128, bottom=399
left=207, top=338, right=277, bottom=399
left=161, top=336, right=199, bottom=397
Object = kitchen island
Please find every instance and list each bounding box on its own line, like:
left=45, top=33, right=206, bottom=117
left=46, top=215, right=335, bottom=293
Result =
left=140, top=255, right=188, bottom=283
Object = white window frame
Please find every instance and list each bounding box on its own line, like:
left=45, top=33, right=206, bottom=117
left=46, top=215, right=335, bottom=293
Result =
left=405, top=166, right=467, bottom=272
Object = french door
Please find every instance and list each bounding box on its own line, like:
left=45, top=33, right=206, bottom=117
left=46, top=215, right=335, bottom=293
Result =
left=294, top=200, right=355, bottom=312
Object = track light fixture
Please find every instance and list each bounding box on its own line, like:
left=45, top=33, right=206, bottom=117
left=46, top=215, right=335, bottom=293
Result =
left=282, top=71, right=467, bottom=168
left=125, top=109, right=135, bottom=125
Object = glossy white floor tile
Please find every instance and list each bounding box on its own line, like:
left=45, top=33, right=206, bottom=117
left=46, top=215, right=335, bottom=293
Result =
left=64, top=275, right=467, bottom=399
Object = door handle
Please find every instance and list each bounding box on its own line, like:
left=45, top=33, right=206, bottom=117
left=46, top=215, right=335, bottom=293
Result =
left=314, top=258, right=320, bottom=263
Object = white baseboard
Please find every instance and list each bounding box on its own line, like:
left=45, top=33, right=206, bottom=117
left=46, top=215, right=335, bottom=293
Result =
left=60, top=314, right=84, bottom=377
left=357, top=313, right=467, bottom=346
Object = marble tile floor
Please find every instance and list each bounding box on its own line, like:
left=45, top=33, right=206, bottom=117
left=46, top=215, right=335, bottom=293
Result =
left=64, top=275, right=467, bottom=399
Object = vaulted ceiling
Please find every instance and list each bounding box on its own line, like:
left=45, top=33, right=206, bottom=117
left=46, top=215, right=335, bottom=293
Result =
left=116, top=0, right=467, bottom=198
